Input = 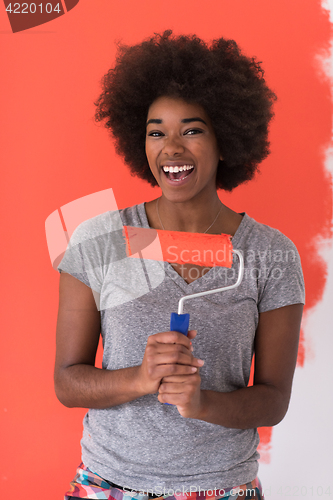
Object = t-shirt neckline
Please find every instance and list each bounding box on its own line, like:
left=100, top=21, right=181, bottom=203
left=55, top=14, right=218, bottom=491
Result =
left=135, top=202, right=250, bottom=289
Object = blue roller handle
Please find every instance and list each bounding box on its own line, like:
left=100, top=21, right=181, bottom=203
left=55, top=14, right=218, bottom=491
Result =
left=170, top=312, right=190, bottom=336
left=164, top=312, right=190, bottom=406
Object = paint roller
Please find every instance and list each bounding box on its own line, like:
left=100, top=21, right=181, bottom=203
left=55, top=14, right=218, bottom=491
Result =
left=123, top=227, right=244, bottom=406
left=170, top=248, right=244, bottom=335
left=123, top=225, right=244, bottom=334
left=166, top=244, right=244, bottom=406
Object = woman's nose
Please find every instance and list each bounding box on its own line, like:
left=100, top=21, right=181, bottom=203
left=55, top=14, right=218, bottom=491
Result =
left=162, top=135, right=185, bottom=155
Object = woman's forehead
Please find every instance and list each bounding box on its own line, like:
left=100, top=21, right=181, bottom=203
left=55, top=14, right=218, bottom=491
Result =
left=147, top=96, right=210, bottom=123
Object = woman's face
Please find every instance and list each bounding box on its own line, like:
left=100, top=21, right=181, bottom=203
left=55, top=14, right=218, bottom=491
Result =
left=145, top=96, right=222, bottom=204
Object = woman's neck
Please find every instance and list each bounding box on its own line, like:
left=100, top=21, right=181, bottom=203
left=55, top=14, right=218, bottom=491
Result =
left=156, top=195, right=224, bottom=233
left=145, top=194, right=243, bottom=237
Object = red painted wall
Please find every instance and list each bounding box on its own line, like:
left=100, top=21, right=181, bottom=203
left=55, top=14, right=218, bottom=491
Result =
left=1, top=0, right=332, bottom=497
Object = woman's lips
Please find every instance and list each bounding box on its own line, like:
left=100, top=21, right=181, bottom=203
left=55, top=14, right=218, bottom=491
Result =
left=161, top=164, right=195, bottom=185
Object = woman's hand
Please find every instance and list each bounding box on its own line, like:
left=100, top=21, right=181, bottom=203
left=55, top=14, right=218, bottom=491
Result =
left=155, top=329, right=205, bottom=417
left=137, top=329, right=204, bottom=396
left=157, top=370, right=204, bottom=418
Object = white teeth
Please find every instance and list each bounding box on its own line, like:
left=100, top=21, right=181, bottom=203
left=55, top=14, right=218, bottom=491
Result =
left=162, top=164, right=194, bottom=173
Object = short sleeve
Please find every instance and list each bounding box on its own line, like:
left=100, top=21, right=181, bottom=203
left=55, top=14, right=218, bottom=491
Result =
left=57, top=208, right=166, bottom=312
left=58, top=240, right=92, bottom=288
left=57, top=210, right=124, bottom=293
left=257, top=232, right=305, bottom=313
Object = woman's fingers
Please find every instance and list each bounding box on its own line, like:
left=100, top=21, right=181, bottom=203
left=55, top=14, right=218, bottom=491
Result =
left=148, top=330, right=194, bottom=349
left=161, top=373, right=203, bottom=383
left=138, top=330, right=201, bottom=395
left=146, top=342, right=191, bottom=356
left=153, top=364, right=199, bottom=380
left=157, top=372, right=203, bottom=417
left=148, top=351, right=204, bottom=368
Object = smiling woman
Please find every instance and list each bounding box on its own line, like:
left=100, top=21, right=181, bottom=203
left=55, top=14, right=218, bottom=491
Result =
left=55, top=30, right=305, bottom=500
left=95, top=30, right=276, bottom=192
left=145, top=97, right=222, bottom=209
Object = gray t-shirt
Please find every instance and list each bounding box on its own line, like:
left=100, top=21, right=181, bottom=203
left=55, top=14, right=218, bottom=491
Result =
left=58, top=203, right=305, bottom=491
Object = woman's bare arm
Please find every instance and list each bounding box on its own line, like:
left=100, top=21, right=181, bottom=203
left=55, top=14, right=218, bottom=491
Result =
left=158, top=303, right=303, bottom=428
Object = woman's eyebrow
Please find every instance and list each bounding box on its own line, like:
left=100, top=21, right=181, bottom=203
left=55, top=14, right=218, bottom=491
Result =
left=146, top=119, right=162, bottom=126
left=182, top=117, right=207, bottom=125
left=146, top=117, right=207, bottom=126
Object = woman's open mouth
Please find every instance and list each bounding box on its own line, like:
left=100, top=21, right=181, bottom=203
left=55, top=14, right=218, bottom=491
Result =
left=162, top=164, right=195, bottom=183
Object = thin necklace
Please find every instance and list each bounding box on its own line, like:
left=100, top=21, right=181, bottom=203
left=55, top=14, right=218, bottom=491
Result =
left=156, top=198, right=223, bottom=234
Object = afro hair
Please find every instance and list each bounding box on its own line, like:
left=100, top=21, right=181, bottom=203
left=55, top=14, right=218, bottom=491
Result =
left=94, top=30, right=276, bottom=191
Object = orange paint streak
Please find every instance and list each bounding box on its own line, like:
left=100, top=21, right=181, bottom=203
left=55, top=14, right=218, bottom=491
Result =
left=124, top=226, right=233, bottom=267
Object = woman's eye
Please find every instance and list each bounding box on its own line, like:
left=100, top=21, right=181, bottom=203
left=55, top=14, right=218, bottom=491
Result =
left=185, top=129, right=203, bottom=135
left=147, top=131, right=164, bottom=137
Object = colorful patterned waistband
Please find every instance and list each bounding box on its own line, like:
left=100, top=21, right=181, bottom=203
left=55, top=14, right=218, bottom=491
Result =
left=65, top=463, right=263, bottom=500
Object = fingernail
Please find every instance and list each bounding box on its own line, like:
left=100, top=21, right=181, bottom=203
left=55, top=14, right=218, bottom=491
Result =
left=198, top=359, right=205, bottom=366
left=191, top=367, right=197, bottom=372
